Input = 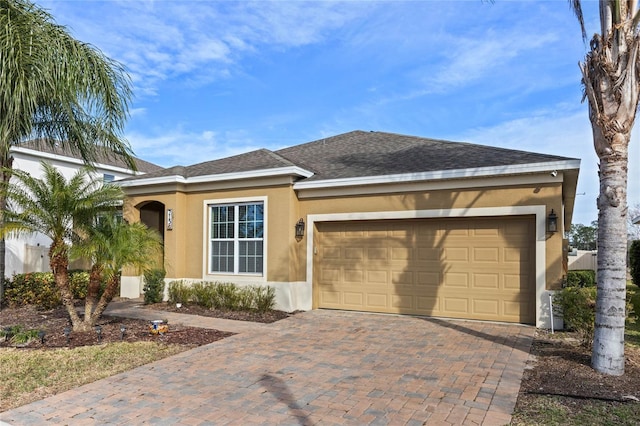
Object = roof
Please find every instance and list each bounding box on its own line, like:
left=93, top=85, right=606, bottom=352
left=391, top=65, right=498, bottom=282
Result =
left=14, top=139, right=163, bottom=174
left=275, top=131, right=573, bottom=181
left=122, top=130, right=578, bottom=183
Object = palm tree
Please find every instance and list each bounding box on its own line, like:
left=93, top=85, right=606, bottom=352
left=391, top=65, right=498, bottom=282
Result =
left=570, top=1, right=640, bottom=375
left=0, top=162, right=124, bottom=331
left=71, top=215, right=162, bottom=328
left=0, top=0, right=135, bottom=304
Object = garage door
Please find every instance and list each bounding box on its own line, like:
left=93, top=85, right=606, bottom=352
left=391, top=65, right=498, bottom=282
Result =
left=314, top=216, right=535, bottom=324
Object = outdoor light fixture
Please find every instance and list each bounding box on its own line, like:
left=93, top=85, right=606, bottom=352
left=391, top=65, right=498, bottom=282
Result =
left=38, top=330, right=46, bottom=344
left=120, top=325, right=126, bottom=341
left=95, top=325, right=102, bottom=342
left=548, top=209, right=558, bottom=233
left=63, top=326, right=71, bottom=345
left=295, top=218, right=305, bottom=238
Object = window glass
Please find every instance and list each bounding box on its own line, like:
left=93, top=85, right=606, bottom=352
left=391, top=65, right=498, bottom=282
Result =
left=210, top=202, right=263, bottom=274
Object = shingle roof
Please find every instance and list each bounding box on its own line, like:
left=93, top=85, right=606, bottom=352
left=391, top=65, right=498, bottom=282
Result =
left=275, top=131, right=574, bottom=181
left=15, top=139, right=163, bottom=174
left=123, top=148, right=298, bottom=181
left=120, top=130, right=578, bottom=184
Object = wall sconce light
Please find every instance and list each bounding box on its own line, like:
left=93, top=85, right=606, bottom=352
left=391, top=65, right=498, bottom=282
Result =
left=295, top=218, right=305, bottom=238
left=548, top=209, right=558, bottom=233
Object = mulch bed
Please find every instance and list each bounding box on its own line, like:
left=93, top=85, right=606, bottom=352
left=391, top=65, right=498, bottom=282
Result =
left=516, top=330, right=640, bottom=405
left=0, top=305, right=233, bottom=349
left=141, top=302, right=294, bottom=323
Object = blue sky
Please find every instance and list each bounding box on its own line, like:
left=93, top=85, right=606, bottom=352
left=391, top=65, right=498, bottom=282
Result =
left=38, top=0, right=639, bottom=226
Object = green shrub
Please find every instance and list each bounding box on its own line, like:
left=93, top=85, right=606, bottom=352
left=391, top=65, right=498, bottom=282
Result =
left=215, top=282, right=239, bottom=310
left=253, top=285, right=276, bottom=313
left=5, top=272, right=60, bottom=309
left=630, top=240, right=640, bottom=287
left=190, top=282, right=215, bottom=309
left=167, top=280, right=193, bottom=304
left=237, top=287, right=255, bottom=311
left=566, top=270, right=596, bottom=288
left=553, top=286, right=597, bottom=346
left=142, top=269, right=166, bottom=304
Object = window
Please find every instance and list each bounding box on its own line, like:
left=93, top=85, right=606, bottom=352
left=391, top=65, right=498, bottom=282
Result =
left=103, top=174, right=115, bottom=184
left=210, top=202, right=264, bottom=274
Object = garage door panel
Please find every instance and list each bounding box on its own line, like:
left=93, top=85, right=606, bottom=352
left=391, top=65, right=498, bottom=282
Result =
left=444, top=247, right=469, bottom=261
left=473, top=247, right=500, bottom=262
left=366, top=293, right=388, bottom=308
left=473, top=299, right=500, bottom=316
left=315, top=217, right=535, bottom=324
left=473, top=273, right=500, bottom=289
left=444, top=272, right=469, bottom=288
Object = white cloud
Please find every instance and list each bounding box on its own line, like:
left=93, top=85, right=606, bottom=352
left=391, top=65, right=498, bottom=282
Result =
left=126, top=128, right=260, bottom=168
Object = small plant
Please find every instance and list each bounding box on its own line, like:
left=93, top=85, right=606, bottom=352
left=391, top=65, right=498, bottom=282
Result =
left=167, top=280, right=192, bottom=304
left=253, top=286, right=276, bottom=313
left=566, top=270, right=596, bottom=288
left=630, top=240, right=640, bottom=287
left=143, top=269, right=166, bottom=304
left=237, top=287, right=255, bottom=311
left=0, top=325, right=41, bottom=345
left=553, top=286, right=597, bottom=346
left=215, top=282, right=239, bottom=310
left=191, top=281, right=216, bottom=309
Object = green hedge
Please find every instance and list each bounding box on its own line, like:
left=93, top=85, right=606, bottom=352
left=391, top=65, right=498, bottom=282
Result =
left=4, top=271, right=101, bottom=309
left=566, top=269, right=596, bottom=288
left=142, top=269, right=166, bottom=304
left=166, top=280, right=276, bottom=313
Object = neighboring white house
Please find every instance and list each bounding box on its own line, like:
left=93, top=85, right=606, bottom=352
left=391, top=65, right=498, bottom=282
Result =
left=634, top=215, right=640, bottom=225
left=5, top=141, right=163, bottom=277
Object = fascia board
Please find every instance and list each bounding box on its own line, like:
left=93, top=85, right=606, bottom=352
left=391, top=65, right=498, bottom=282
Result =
left=293, top=159, right=581, bottom=190
left=11, top=146, right=144, bottom=176
left=633, top=215, right=640, bottom=225
left=117, top=166, right=314, bottom=188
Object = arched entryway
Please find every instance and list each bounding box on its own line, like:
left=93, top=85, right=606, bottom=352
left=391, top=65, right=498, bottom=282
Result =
left=137, top=201, right=165, bottom=269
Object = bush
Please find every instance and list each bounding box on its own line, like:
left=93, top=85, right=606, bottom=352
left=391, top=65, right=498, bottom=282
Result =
left=142, top=269, right=166, bottom=304
left=167, top=280, right=193, bottom=304
left=566, top=270, right=596, bottom=288
left=4, top=271, right=107, bottom=309
left=190, top=281, right=215, bottom=309
left=553, top=286, right=596, bottom=346
left=630, top=240, right=640, bottom=287
left=165, top=281, right=277, bottom=313
left=215, top=282, right=240, bottom=310
left=253, top=286, right=276, bottom=313
left=5, top=272, right=59, bottom=309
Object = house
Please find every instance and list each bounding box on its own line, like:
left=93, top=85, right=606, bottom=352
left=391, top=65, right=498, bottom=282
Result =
left=6, top=141, right=163, bottom=276
left=119, top=130, right=580, bottom=328
left=634, top=215, right=640, bottom=225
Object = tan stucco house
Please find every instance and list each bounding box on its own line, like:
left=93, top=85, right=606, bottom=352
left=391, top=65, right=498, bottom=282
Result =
left=119, top=131, right=580, bottom=328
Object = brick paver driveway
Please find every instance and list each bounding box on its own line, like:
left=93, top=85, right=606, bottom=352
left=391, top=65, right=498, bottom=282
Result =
left=1, top=310, right=534, bottom=425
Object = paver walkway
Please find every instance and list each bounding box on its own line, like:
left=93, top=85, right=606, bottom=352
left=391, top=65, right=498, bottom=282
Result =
left=1, top=309, right=534, bottom=425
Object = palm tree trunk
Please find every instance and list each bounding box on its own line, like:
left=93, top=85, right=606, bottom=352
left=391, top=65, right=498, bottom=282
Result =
left=89, top=274, right=120, bottom=326
left=84, top=263, right=103, bottom=321
left=49, top=239, right=86, bottom=331
left=0, top=154, right=13, bottom=308
left=592, top=135, right=629, bottom=375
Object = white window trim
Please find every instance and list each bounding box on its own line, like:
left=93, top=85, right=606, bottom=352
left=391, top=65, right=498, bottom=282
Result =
left=202, top=196, right=268, bottom=281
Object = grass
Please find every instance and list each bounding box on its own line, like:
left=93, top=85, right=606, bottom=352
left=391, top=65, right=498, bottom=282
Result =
left=511, top=396, right=640, bottom=426
left=0, top=342, right=185, bottom=412
left=511, top=281, right=640, bottom=425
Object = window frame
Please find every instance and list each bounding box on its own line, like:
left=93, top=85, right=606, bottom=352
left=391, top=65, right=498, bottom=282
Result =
left=204, top=197, right=267, bottom=278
